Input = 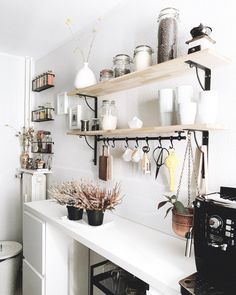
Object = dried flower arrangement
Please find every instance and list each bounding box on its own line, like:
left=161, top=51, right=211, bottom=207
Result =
left=48, top=179, right=122, bottom=211
left=65, top=17, right=102, bottom=62
left=5, top=124, right=34, bottom=152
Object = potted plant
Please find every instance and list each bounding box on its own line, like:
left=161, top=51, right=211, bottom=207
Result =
left=76, top=180, right=122, bottom=226
left=48, top=181, right=86, bottom=220
left=157, top=195, right=193, bottom=238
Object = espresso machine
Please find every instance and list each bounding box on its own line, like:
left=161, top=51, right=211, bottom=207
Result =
left=179, top=187, right=236, bottom=295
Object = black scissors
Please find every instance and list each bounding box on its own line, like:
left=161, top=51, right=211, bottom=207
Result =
left=152, top=145, right=169, bottom=180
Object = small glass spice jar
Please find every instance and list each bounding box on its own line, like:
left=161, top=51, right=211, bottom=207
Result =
left=91, top=118, right=100, bottom=130
left=99, top=69, right=113, bottom=81
left=157, top=7, right=179, bottom=63
left=113, top=54, right=131, bottom=77
left=133, top=45, right=153, bottom=71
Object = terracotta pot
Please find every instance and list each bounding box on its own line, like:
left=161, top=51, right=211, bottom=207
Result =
left=172, top=208, right=193, bottom=238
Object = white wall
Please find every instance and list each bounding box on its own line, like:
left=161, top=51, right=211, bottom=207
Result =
left=0, top=53, right=25, bottom=241
left=35, top=0, right=236, bottom=236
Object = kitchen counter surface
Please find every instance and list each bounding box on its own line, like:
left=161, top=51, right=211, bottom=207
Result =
left=24, top=200, right=195, bottom=294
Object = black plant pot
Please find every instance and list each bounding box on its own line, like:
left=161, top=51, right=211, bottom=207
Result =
left=86, top=210, right=104, bottom=226
left=67, top=206, right=83, bottom=220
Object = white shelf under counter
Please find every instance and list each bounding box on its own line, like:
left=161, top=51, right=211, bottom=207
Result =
left=24, top=200, right=196, bottom=295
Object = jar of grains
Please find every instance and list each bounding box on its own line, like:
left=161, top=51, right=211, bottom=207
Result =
left=113, top=54, right=131, bottom=77
left=99, top=69, right=114, bottom=81
left=133, top=45, right=153, bottom=71
left=157, top=7, right=179, bottom=63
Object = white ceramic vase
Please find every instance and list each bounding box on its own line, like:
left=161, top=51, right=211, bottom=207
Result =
left=74, top=62, right=97, bottom=89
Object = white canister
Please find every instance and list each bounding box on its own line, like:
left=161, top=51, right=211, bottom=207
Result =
left=179, top=102, right=197, bottom=124
left=176, top=85, right=194, bottom=104
left=197, top=90, right=218, bottom=124
left=133, top=45, right=153, bottom=71
left=159, top=88, right=174, bottom=113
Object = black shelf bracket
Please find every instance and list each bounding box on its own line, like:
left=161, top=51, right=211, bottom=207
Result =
left=185, top=60, right=211, bottom=90
left=77, top=93, right=98, bottom=165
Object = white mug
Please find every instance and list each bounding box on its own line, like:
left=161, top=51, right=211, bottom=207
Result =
left=197, top=90, right=218, bottom=124
left=128, top=116, right=143, bottom=129
left=179, top=102, right=197, bottom=124
left=122, top=147, right=133, bottom=162
left=131, top=148, right=143, bottom=163
left=159, top=88, right=174, bottom=113
left=176, top=85, right=194, bottom=104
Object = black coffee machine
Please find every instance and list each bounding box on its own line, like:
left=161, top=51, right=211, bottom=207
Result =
left=180, top=187, right=236, bottom=295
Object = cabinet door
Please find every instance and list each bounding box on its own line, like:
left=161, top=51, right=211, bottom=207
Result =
left=23, top=211, right=45, bottom=275
left=23, top=259, right=45, bottom=295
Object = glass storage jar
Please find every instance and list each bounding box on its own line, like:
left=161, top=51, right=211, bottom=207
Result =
left=157, top=7, right=179, bottom=63
left=133, top=45, right=153, bottom=71
left=113, top=54, right=131, bottom=77
left=100, top=100, right=117, bottom=130
left=99, top=69, right=113, bottom=81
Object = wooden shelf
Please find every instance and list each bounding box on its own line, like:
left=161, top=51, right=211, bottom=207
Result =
left=67, top=124, right=225, bottom=137
left=67, top=49, right=231, bottom=97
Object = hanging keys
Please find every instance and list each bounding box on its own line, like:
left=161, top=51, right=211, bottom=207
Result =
left=164, top=149, right=178, bottom=192
left=141, top=146, right=151, bottom=175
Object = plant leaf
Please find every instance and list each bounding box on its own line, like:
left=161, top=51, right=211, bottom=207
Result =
left=163, top=195, right=171, bottom=201
left=164, top=206, right=173, bottom=218
left=174, top=201, right=188, bottom=214
left=157, top=201, right=168, bottom=209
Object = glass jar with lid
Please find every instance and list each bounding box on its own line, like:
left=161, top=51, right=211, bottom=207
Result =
left=133, top=45, right=153, bottom=71
left=99, top=69, right=113, bottom=81
left=157, top=7, right=179, bottom=63
left=100, top=100, right=117, bottom=130
left=113, top=54, right=131, bottom=77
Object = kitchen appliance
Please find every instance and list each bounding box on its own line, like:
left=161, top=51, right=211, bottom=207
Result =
left=180, top=187, right=236, bottom=294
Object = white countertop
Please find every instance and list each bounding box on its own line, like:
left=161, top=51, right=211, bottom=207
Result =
left=24, top=200, right=196, bottom=294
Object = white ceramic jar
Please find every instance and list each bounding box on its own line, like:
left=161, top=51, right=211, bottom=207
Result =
left=197, top=90, right=218, bottom=124
left=133, top=45, right=153, bottom=71
left=159, top=88, right=174, bottom=125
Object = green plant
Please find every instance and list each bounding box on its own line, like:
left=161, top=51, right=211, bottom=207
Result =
left=157, top=195, right=188, bottom=218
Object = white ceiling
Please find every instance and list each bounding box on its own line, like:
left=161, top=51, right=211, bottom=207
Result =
left=0, top=0, right=123, bottom=59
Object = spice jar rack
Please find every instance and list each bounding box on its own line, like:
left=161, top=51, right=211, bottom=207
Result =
left=32, top=71, right=55, bottom=92
left=31, top=131, right=54, bottom=154
left=32, top=107, right=54, bottom=122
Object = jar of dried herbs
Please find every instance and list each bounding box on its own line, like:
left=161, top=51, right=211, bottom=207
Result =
left=157, top=7, right=179, bottom=63
left=113, top=54, right=131, bottom=77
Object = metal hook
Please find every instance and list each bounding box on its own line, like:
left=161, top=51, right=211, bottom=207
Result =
left=135, top=137, right=139, bottom=148
left=124, top=137, right=129, bottom=148
left=145, top=137, right=149, bottom=147
left=111, top=138, right=116, bottom=148
left=103, top=138, right=106, bottom=146
left=170, top=136, right=174, bottom=149
left=158, top=136, right=162, bottom=147
left=106, top=138, right=110, bottom=146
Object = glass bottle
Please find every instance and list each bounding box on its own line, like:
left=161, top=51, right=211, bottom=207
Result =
left=113, top=54, right=131, bottom=77
left=157, top=7, right=179, bottom=63
left=100, top=100, right=117, bottom=130
left=133, top=45, right=153, bottom=71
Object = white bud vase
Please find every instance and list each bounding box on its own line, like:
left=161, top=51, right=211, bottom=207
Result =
left=74, top=62, right=97, bottom=89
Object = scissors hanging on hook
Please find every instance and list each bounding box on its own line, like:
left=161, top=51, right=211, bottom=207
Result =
left=153, top=139, right=169, bottom=180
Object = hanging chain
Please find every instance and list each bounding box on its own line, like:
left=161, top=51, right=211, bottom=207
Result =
left=176, top=132, right=200, bottom=206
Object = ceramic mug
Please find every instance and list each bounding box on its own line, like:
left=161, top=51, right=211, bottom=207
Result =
left=122, top=147, right=133, bottom=162
left=131, top=148, right=143, bottom=163
left=159, top=88, right=174, bottom=113
left=197, top=90, right=218, bottom=124
left=128, top=117, right=143, bottom=129
left=179, top=102, right=197, bottom=124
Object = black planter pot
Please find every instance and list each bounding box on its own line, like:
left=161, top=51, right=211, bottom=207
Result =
left=67, top=206, right=83, bottom=220
left=86, top=210, right=104, bottom=226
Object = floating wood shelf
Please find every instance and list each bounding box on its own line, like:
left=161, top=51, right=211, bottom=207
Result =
left=67, top=49, right=231, bottom=97
left=67, top=124, right=225, bottom=137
